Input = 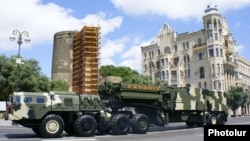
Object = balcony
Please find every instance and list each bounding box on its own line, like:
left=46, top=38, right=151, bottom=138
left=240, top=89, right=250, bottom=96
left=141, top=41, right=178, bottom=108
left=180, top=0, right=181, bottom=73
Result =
left=223, top=59, right=238, bottom=67
left=193, top=43, right=206, bottom=51
left=224, top=46, right=235, bottom=55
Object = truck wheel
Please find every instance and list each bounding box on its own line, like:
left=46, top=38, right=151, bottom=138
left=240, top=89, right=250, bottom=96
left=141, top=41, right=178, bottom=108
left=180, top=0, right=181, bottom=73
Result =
left=186, top=122, right=195, bottom=128
left=131, top=114, right=149, bottom=134
left=74, top=115, right=97, bottom=137
left=64, top=123, right=75, bottom=136
left=216, top=113, right=226, bottom=125
left=32, top=127, right=41, bottom=136
left=39, top=114, right=64, bottom=138
left=207, top=113, right=217, bottom=125
left=111, top=114, right=130, bottom=135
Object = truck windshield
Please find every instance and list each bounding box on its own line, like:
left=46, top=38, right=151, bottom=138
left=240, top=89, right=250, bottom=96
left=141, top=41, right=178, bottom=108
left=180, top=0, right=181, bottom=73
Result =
left=9, top=95, right=20, bottom=104
left=9, top=95, right=14, bottom=103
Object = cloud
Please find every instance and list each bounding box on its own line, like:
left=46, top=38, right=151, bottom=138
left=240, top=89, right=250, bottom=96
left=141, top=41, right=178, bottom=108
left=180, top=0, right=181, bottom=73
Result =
left=110, top=0, right=250, bottom=21
left=100, top=37, right=129, bottom=65
left=120, top=45, right=142, bottom=73
left=0, top=0, right=123, bottom=51
left=235, top=44, right=245, bottom=54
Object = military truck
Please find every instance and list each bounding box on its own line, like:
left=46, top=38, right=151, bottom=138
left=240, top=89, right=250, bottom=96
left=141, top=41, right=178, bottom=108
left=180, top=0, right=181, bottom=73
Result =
left=98, top=76, right=228, bottom=134
left=5, top=76, right=228, bottom=138
left=5, top=91, right=113, bottom=138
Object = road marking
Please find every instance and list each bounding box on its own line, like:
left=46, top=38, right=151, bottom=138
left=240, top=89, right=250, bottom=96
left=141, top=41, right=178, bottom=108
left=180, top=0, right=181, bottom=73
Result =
left=42, top=139, right=97, bottom=141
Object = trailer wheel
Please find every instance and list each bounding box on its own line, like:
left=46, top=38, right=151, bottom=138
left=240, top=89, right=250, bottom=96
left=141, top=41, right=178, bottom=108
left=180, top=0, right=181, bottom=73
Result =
left=111, top=114, right=130, bottom=135
left=207, top=113, right=217, bottom=125
left=131, top=114, right=149, bottom=134
left=64, top=123, right=75, bottom=136
left=74, top=115, right=97, bottom=137
left=216, top=113, right=226, bottom=125
left=39, top=114, right=64, bottom=138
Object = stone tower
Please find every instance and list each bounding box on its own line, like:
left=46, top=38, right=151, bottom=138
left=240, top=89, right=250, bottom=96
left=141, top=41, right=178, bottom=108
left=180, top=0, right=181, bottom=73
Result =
left=51, top=31, right=76, bottom=91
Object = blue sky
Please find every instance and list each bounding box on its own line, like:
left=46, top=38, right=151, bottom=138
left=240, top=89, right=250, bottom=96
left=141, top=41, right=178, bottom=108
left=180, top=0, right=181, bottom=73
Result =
left=1, top=0, right=250, bottom=79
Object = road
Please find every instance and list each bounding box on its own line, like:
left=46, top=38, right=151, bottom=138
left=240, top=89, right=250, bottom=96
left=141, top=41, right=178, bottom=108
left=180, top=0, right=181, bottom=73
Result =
left=1, top=116, right=250, bottom=141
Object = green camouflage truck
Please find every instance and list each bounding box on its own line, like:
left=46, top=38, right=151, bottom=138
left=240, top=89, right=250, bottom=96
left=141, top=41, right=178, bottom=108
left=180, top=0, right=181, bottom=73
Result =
left=5, top=91, right=112, bottom=138
left=5, top=76, right=228, bottom=138
left=98, top=76, right=228, bottom=134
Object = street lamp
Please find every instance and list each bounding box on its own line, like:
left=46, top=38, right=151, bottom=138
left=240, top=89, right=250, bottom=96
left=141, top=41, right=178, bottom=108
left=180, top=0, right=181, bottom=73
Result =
left=9, top=30, right=31, bottom=92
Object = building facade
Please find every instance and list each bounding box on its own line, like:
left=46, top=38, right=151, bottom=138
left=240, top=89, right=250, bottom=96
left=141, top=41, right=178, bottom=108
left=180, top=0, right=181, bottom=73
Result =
left=141, top=4, right=250, bottom=93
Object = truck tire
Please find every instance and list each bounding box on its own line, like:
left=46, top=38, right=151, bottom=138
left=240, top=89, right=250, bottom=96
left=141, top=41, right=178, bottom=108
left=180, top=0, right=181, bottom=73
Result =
left=216, top=113, right=226, bottom=125
left=32, top=127, right=41, bottom=136
left=111, top=114, right=130, bottom=135
left=131, top=114, right=149, bottom=134
left=39, top=114, right=64, bottom=138
left=74, top=115, right=97, bottom=137
left=207, top=113, right=217, bottom=125
left=64, top=123, right=75, bottom=136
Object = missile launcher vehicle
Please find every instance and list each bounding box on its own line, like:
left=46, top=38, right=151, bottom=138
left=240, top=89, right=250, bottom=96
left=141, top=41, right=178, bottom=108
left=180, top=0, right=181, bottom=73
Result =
left=98, top=76, right=228, bottom=133
left=5, top=76, right=228, bottom=138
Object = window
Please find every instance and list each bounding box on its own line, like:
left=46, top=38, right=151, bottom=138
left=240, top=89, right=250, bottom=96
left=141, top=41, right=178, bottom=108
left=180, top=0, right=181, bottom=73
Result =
left=186, top=42, right=189, bottom=49
left=215, top=33, right=218, bottom=40
left=220, top=49, right=223, bottom=57
left=174, top=45, right=178, bottom=52
left=187, top=55, right=190, bottom=62
left=24, top=97, right=32, bottom=103
left=204, top=81, right=207, bottom=89
left=183, top=43, right=185, bottom=50
left=161, top=59, right=165, bottom=66
left=174, top=58, right=179, bottom=66
left=187, top=69, right=191, bottom=78
left=164, top=47, right=170, bottom=54
left=216, top=48, right=219, bottom=57
left=37, top=97, right=45, bottom=103
left=65, top=98, right=73, bottom=107
left=198, top=38, right=202, bottom=46
left=199, top=52, right=203, bottom=60
left=198, top=82, right=201, bottom=88
left=200, top=67, right=205, bottom=78
left=158, top=49, right=160, bottom=55
left=144, top=53, right=147, bottom=58
left=209, top=49, right=214, bottom=57
left=171, top=71, right=177, bottom=79
left=162, top=71, right=165, bottom=80
left=15, top=96, right=20, bottom=103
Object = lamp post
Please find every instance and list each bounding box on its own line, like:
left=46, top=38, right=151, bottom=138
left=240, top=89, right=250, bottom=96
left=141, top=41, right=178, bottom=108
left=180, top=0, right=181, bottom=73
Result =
left=9, top=30, right=31, bottom=92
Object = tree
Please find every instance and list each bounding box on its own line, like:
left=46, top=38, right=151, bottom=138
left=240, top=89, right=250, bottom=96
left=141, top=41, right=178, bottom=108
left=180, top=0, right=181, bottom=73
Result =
left=100, top=65, right=162, bottom=85
left=50, top=79, right=69, bottom=91
left=0, top=55, right=51, bottom=100
left=226, top=86, right=244, bottom=117
left=100, top=65, right=139, bottom=82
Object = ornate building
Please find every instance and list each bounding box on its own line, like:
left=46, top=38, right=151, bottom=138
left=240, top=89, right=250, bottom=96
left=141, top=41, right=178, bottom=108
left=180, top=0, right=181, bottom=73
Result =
left=141, top=4, right=250, bottom=93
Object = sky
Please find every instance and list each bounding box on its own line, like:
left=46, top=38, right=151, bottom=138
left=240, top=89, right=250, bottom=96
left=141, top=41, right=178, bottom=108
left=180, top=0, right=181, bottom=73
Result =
left=1, top=0, right=250, bottom=79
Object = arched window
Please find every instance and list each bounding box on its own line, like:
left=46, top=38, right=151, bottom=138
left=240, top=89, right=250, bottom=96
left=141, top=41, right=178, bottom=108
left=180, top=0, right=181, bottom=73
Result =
left=198, top=38, right=202, bottom=46
left=200, top=67, right=205, bottom=78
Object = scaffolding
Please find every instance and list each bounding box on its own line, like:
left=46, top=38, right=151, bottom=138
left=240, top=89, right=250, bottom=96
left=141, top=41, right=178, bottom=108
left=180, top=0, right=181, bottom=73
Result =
left=72, top=26, right=100, bottom=95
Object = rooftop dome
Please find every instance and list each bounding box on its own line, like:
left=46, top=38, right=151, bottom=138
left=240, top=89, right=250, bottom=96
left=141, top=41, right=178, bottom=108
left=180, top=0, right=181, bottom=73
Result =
left=204, top=4, right=219, bottom=14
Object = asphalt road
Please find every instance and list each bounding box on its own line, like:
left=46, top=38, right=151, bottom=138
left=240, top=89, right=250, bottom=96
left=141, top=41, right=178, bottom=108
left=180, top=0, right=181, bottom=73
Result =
left=0, top=116, right=250, bottom=141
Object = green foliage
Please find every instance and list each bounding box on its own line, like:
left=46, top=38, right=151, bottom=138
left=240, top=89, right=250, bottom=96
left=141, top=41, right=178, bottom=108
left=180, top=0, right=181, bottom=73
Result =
left=50, top=79, right=69, bottom=91
left=226, top=86, right=245, bottom=116
left=100, top=65, right=139, bottom=82
left=100, top=65, right=166, bottom=86
left=0, top=55, right=68, bottom=100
